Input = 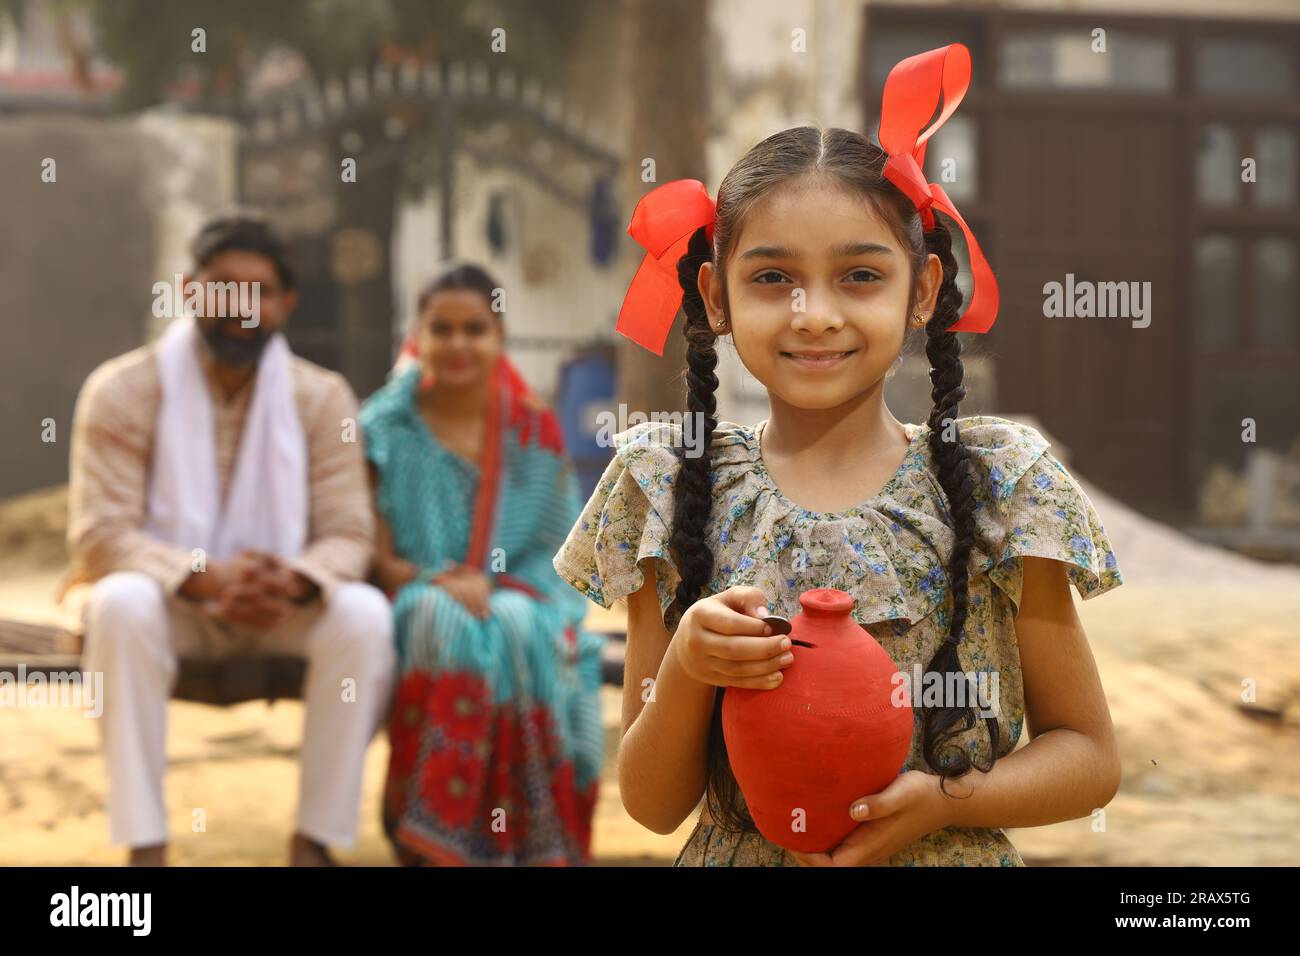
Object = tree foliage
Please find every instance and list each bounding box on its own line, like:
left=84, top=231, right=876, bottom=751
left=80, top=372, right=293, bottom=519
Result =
left=81, top=0, right=595, bottom=111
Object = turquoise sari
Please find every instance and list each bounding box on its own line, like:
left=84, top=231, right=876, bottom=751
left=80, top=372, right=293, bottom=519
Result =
left=360, top=362, right=605, bottom=865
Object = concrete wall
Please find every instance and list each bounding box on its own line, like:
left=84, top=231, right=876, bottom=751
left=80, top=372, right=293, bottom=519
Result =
left=0, top=115, right=155, bottom=498
left=0, top=110, right=237, bottom=498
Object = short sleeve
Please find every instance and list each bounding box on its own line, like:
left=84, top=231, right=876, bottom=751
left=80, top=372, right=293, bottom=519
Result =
left=552, top=434, right=683, bottom=623
left=983, top=448, right=1125, bottom=611
left=357, top=404, right=387, bottom=473
left=358, top=369, right=415, bottom=474
left=360, top=422, right=387, bottom=473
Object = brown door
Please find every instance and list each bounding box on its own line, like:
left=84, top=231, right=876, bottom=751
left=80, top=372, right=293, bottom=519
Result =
left=989, top=106, right=1185, bottom=514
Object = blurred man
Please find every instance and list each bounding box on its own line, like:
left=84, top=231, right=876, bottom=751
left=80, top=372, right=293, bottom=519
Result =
left=65, top=213, right=395, bottom=866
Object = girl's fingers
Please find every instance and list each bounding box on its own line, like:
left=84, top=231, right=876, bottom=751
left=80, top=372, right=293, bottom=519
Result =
left=713, top=586, right=772, bottom=617
left=698, top=629, right=791, bottom=662
left=718, top=669, right=787, bottom=690
left=708, top=650, right=795, bottom=678
left=695, top=603, right=772, bottom=638
left=698, top=588, right=773, bottom=636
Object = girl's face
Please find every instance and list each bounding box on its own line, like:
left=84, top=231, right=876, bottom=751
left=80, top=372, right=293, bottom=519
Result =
left=699, top=176, right=942, bottom=412
left=416, top=288, right=503, bottom=390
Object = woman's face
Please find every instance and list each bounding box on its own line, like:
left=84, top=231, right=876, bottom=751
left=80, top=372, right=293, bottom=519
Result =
left=416, top=287, right=503, bottom=390
left=699, top=175, right=941, bottom=412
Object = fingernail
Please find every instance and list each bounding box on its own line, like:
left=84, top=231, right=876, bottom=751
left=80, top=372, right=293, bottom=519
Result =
left=851, top=802, right=869, bottom=819
left=781, top=637, right=792, bottom=650
left=756, top=606, right=769, bottom=618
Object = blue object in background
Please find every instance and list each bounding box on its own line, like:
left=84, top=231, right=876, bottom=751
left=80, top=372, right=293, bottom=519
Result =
left=556, top=347, right=617, bottom=501
left=588, top=176, right=618, bottom=267
left=487, top=191, right=508, bottom=255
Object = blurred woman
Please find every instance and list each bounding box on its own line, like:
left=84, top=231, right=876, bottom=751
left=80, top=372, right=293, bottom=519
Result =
left=359, top=264, right=605, bottom=865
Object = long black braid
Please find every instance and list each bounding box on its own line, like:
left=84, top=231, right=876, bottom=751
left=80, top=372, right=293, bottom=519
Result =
left=670, top=226, right=720, bottom=618
left=669, top=225, right=755, bottom=830
left=919, top=219, right=1000, bottom=792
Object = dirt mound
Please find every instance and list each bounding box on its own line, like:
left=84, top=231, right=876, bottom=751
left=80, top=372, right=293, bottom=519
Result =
left=1077, top=475, right=1300, bottom=587
left=0, top=485, right=68, bottom=573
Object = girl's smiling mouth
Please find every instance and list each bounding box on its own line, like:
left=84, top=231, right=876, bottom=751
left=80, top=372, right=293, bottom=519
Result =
left=780, top=349, right=858, bottom=369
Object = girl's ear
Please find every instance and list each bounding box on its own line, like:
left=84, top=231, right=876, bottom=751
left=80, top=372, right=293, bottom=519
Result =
left=915, top=252, right=944, bottom=319
left=697, top=260, right=728, bottom=334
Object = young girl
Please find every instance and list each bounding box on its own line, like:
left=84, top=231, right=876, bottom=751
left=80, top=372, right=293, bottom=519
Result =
left=554, top=44, right=1124, bottom=866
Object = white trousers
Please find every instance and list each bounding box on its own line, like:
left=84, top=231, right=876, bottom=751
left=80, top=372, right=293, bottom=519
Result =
left=80, top=572, right=396, bottom=848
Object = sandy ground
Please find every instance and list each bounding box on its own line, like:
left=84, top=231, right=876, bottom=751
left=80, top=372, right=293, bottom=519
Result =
left=0, top=679, right=687, bottom=866
left=2, top=481, right=1299, bottom=866
left=0, top=569, right=693, bottom=866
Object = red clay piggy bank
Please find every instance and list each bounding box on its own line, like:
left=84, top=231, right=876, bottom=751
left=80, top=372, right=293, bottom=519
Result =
left=721, top=587, right=914, bottom=853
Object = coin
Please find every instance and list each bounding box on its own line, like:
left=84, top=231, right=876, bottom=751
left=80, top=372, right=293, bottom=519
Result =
left=762, top=614, right=793, bottom=635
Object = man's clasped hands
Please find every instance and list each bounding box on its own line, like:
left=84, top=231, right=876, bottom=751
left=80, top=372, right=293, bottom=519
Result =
left=179, top=549, right=320, bottom=630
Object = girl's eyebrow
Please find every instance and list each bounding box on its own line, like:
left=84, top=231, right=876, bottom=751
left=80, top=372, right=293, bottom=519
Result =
left=738, top=241, right=895, bottom=260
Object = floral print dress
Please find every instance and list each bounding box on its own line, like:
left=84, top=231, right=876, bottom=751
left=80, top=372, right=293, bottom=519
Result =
left=552, top=414, right=1124, bottom=866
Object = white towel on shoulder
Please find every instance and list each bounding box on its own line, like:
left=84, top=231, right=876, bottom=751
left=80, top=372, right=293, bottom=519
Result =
left=145, top=317, right=308, bottom=562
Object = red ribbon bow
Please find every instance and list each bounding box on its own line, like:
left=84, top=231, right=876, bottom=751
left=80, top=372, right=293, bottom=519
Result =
left=615, top=178, right=716, bottom=356
left=879, top=42, right=998, bottom=333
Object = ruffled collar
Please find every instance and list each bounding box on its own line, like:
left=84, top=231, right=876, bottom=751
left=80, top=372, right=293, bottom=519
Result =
left=743, top=419, right=928, bottom=521
left=613, top=415, right=1049, bottom=628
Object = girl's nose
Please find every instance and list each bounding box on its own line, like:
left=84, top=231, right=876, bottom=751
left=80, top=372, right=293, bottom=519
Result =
left=789, top=296, right=845, bottom=335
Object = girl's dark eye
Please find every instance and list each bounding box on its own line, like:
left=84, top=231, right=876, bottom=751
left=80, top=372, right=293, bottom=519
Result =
left=754, top=270, right=789, bottom=284
left=846, top=269, right=880, bottom=283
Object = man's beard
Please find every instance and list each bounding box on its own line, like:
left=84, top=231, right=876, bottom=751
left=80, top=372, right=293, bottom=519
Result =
left=199, top=320, right=272, bottom=369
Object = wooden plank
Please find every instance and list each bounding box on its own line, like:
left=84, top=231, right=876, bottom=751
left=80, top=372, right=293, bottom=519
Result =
left=0, top=650, right=306, bottom=706
left=0, top=654, right=82, bottom=676
left=2, top=618, right=629, bottom=701
left=0, top=618, right=74, bottom=655
left=172, top=656, right=306, bottom=706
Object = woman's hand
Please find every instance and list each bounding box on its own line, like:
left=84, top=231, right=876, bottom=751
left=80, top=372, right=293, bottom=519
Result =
left=671, top=586, right=793, bottom=689
left=789, top=770, right=951, bottom=867
left=438, top=565, right=492, bottom=619
left=372, top=555, right=421, bottom=596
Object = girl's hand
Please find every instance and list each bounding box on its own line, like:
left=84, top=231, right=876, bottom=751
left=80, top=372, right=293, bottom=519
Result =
left=788, top=770, right=950, bottom=867
left=439, top=565, right=492, bottom=619
left=671, top=586, right=793, bottom=689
